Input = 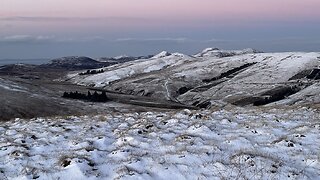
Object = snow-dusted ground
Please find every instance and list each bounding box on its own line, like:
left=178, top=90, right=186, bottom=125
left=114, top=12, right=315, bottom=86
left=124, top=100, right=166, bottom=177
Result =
left=1, top=107, right=319, bottom=179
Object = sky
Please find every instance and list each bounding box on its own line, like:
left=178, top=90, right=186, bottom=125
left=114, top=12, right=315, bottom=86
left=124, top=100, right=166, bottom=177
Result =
left=0, top=0, right=320, bottom=59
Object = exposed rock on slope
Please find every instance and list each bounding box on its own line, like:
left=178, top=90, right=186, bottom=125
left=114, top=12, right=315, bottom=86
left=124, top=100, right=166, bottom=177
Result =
left=65, top=49, right=320, bottom=108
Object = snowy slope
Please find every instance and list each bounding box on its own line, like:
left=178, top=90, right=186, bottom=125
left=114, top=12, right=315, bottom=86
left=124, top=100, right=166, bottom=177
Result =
left=179, top=52, right=320, bottom=105
left=194, top=47, right=260, bottom=58
left=64, top=48, right=258, bottom=89
left=0, top=107, right=319, bottom=179
left=0, top=78, right=28, bottom=92
left=114, top=55, right=129, bottom=59
left=64, top=48, right=320, bottom=107
left=66, top=52, right=195, bottom=87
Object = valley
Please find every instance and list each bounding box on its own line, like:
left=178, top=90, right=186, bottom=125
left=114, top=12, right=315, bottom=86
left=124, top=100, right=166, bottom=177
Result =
left=1, top=48, right=320, bottom=121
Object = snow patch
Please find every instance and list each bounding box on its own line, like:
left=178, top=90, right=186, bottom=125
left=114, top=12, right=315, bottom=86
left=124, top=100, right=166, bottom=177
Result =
left=113, top=55, right=129, bottom=59
left=151, top=51, right=171, bottom=59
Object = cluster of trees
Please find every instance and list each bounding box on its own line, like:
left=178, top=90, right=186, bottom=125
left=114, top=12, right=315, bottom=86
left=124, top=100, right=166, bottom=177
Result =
left=62, top=91, right=109, bottom=102
left=79, top=69, right=104, bottom=75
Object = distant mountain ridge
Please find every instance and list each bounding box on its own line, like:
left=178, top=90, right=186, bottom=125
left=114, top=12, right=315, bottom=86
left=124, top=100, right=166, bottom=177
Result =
left=40, top=56, right=106, bottom=70
left=0, top=55, right=153, bottom=71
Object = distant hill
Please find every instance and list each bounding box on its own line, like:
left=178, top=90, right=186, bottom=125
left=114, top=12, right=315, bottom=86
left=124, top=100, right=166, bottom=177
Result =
left=40, top=56, right=110, bottom=70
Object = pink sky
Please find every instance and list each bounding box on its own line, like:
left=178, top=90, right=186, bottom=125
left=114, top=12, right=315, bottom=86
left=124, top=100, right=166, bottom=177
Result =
left=1, top=0, right=320, bottom=59
left=1, top=0, right=320, bottom=22
left=1, top=0, right=319, bottom=36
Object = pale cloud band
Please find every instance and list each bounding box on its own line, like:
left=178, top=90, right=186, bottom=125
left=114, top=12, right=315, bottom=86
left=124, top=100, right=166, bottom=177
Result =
left=0, top=35, right=190, bottom=44
left=0, top=16, right=149, bottom=22
left=0, top=35, right=101, bottom=43
left=114, top=38, right=189, bottom=43
left=0, top=35, right=55, bottom=43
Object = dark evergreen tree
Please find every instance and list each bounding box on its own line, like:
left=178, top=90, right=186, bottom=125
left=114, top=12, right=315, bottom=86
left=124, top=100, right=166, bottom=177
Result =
left=101, top=91, right=108, bottom=101
left=92, top=91, right=99, bottom=101
left=62, top=92, right=69, bottom=98
left=87, top=91, right=92, bottom=100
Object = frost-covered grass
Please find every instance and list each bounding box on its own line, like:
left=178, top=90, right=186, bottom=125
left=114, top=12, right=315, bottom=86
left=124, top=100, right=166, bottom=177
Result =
left=0, top=107, right=319, bottom=179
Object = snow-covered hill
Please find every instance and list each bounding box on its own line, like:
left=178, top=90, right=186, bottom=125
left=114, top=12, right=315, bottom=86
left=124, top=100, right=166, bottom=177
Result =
left=64, top=48, right=320, bottom=107
left=0, top=107, right=319, bottom=179
left=151, top=51, right=172, bottom=59
left=66, top=52, right=195, bottom=87
left=194, top=47, right=261, bottom=58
